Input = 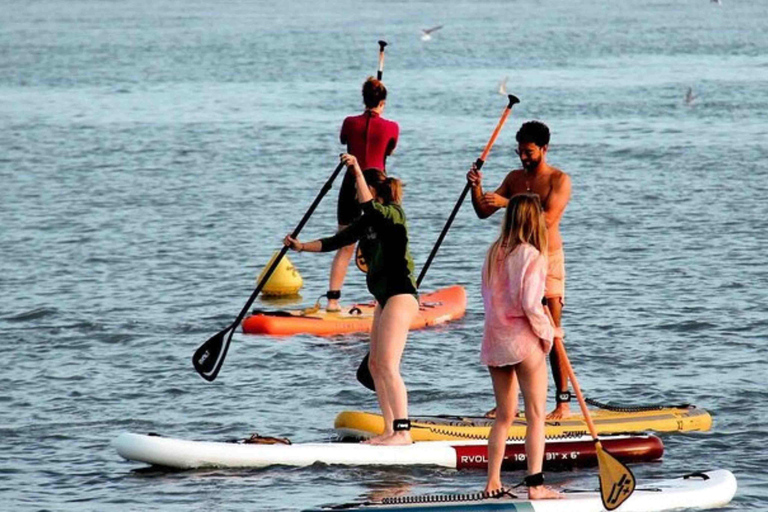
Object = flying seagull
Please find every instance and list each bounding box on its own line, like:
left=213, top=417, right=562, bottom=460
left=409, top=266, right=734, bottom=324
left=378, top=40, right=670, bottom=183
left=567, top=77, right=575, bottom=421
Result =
left=498, top=76, right=509, bottom=95
left=421, top=25, right=443, bottom=41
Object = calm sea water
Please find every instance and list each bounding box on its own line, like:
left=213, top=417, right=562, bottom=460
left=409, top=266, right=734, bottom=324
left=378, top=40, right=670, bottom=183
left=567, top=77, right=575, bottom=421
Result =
left=2, top=0, right=767, bottom=510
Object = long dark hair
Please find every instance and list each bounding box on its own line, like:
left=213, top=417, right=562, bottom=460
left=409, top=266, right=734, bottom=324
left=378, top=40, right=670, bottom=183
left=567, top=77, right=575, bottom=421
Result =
left=362, top=168, right=403, bottom=205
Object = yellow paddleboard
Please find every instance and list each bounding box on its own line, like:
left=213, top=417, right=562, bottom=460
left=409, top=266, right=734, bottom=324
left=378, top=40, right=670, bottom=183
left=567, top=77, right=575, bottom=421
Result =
left=335, top=405, right=712, bottom=441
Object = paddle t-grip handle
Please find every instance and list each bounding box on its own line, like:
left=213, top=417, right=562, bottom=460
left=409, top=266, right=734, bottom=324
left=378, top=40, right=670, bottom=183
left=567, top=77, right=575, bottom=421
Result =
left=377, top=40, right=387, bottom=80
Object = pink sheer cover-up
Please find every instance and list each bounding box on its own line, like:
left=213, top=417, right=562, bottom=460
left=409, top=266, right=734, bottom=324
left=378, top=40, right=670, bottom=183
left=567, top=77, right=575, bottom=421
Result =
left=480, top=243, right=554, bottom=367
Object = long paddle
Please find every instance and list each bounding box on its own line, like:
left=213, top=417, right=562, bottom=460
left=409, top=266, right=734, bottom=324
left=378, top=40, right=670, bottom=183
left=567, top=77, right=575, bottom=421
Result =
left=561, top=350, right=636, bottom=509
left=376, top=40, right=387, bottom=80
left=193, top=161, right=346, bottom=382
left=356, top=94, right=521, bottom=390
left=543, top=308, right=635, bottom=510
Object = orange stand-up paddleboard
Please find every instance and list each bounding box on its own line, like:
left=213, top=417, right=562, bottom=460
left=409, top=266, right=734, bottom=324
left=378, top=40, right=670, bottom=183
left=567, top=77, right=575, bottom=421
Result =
left=242, top=285, right=466, bottom=336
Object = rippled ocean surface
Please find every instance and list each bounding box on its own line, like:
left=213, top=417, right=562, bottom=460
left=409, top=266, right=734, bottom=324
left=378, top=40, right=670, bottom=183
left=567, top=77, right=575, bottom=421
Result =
left=2, top=0, right=767, bottom=510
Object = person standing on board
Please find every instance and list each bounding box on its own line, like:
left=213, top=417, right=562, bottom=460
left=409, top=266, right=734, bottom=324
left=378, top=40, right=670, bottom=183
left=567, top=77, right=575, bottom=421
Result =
left=481, top=193, right=561, bottom=499
left=285, top=153, right=417, bottom=446
left=326, top=77, right=400, bottom=312
left=467, top=121, right=573, bottom=420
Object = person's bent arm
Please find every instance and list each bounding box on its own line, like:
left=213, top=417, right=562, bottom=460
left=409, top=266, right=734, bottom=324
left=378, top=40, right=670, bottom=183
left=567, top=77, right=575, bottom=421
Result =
left=468, top=163, right=491, bottom=219
left=543, top=173, right=571, bottom=228
left=520, top=252, right=555, bottom=343
left=340, top=153, right=374, bottom=204
left=284, top=221, right=365, bottom=254
left=468, top=163, right=508, bottom=219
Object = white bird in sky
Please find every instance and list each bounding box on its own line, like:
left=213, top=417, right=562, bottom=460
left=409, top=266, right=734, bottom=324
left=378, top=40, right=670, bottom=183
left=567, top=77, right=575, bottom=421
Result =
left=498, top=76, right=509, bottom=95
left=684, top=87, right=697, bottom=105
left=421, top=25, right=443, bottom=41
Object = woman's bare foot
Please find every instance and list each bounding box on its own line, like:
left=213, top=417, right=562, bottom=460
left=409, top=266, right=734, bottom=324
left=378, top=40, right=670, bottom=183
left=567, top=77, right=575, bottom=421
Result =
left=546, top=402, right=571, bottom=420
left=484, top=407, right=497, bottom=418
left=375, top=431, right=412, bottom=446
left=528, top=485, right=562, bottom=499
left=362, top=432, right=393, bottom=445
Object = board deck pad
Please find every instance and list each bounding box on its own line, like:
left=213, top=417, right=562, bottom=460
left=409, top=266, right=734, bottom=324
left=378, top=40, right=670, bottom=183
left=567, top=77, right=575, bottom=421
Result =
left=241, top=286, right=466, bottom=336
left=303, top=470, right=737, bottom=512
left=335, top=405, right=712, bottom=440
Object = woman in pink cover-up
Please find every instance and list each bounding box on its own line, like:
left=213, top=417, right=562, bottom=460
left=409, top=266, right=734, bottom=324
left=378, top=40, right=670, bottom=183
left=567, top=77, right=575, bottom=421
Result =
left=481, top=193, right=561, bottom=500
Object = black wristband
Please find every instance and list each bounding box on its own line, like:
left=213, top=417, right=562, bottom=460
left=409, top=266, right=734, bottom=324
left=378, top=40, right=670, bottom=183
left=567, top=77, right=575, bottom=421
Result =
left=556, top=391, right=572, bottom=404
left=393, top=419, right=411, bottom=431
left=523, top=473, right=544, bottom=487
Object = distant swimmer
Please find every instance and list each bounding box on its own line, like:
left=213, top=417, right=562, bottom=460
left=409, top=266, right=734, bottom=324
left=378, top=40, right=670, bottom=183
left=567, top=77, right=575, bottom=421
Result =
left=421, top=25, right=443, bottom=41
left=711, top=0, right=721, bottom=5
left=685, top=87, right=697, bottom=105
left=498, top=76, right=509, bottom=96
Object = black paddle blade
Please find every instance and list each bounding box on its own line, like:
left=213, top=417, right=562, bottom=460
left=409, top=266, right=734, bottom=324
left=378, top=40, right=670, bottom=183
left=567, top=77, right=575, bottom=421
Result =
left=356, top=352, right=375, bottom=391
left=192, top=324, right=235, bottom=382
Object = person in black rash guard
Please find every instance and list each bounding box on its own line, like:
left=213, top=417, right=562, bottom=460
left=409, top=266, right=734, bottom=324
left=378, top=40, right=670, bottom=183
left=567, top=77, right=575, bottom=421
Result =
left=284, top=153, right=418, bottom=446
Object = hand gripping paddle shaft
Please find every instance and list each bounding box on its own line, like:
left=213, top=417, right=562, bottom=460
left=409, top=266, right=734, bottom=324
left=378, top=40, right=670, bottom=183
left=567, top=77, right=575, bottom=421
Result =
left=376, top=40, right=388, bottom=80
left=357, top=95, right=520, bottom=391
left=193, top=161, right=346, bottom=382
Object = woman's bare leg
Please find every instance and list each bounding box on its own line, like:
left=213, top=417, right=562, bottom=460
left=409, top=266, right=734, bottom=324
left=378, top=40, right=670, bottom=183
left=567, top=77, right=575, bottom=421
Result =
left=369, top=294, right=419, bottom=446
left=327, top=225, right=355, bottom=311
left=484, top=366, right=519, bottom=494
left=517, top=347, right=561, bottom=499
left=362, top=304, right=392, bottom=445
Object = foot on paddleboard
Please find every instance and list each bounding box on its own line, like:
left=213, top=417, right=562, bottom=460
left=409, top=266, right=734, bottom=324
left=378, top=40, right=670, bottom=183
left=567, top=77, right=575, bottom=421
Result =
left=375, top=431, right=413, bottom=446
left=528, top=485, right=563, bottom=500
left=524, top=473, right=563, bottom=500
left=362, top=432, right=393, bottom=445
left=484, top=406, right=496, bottom=418
left=546, top=402, right=571, bottom=420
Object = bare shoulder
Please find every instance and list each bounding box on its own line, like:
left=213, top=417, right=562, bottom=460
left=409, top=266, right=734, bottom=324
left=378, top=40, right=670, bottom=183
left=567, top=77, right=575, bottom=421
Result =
left=549, top=166, right=570, bottom=183
left=549, top=167, right=571, bottom=190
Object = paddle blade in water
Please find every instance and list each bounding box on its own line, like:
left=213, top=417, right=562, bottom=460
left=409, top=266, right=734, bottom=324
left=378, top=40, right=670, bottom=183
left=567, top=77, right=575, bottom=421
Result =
left=597, top=441, right=636, bottom=510
left=356, top=353, right=375, bottom=391
left=193, top=325, right=234, bottom=382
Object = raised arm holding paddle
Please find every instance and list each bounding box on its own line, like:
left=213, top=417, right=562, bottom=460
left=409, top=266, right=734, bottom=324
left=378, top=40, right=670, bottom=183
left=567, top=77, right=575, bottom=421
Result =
left=285, top=154, right=419, bottom=446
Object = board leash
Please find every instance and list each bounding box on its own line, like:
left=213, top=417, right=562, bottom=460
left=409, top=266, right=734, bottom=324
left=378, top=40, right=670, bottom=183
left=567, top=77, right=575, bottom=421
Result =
left=585, top=397, right=692, bottom=413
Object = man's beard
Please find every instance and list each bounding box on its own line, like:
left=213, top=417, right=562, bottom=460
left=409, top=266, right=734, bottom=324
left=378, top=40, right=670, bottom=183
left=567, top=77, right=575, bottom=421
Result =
left=522, top=158, right=540, bottom=171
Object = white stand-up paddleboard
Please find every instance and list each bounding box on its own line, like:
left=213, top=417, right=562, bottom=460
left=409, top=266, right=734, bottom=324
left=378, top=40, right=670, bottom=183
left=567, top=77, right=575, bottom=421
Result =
left=303, top=470, right=737, bottom=512
left=113, top=432, right=661, bottom=470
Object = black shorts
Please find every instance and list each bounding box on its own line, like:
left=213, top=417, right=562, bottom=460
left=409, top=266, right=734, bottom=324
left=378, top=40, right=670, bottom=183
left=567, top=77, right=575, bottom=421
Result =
left=337, top=171, right=362, bottom=226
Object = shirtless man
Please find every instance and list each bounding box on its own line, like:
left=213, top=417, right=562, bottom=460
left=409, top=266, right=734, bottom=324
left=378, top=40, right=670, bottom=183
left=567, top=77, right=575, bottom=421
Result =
left=467, top=121, right=573, bottom=419
left=326, top=77, right=399, bottom=312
